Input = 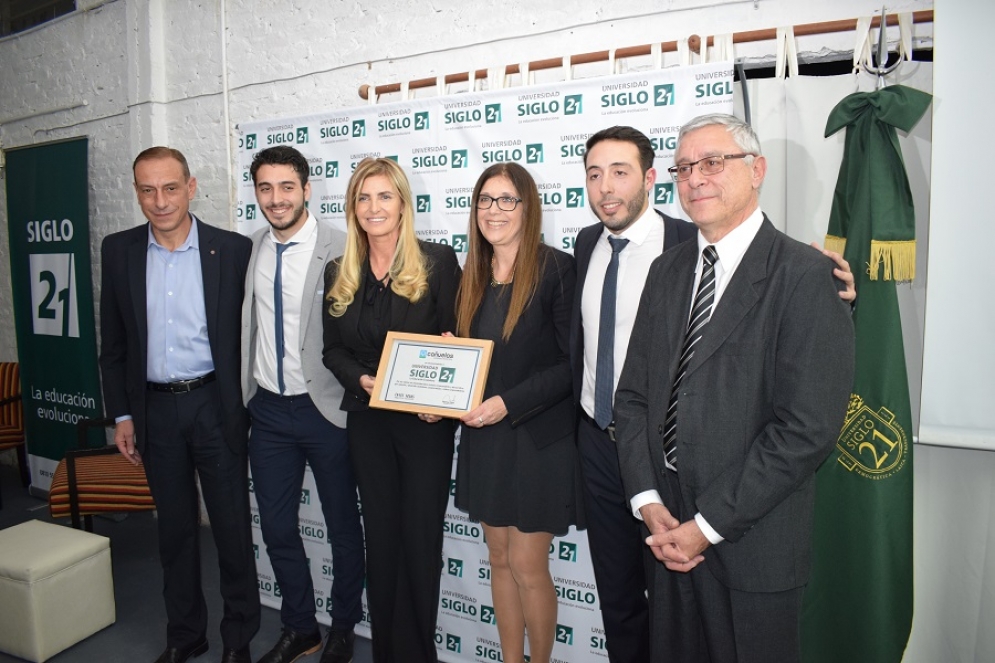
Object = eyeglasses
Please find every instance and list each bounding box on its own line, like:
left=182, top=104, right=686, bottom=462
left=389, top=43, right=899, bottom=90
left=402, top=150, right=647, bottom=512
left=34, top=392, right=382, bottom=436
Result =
left=476, top=195, right=522, bottom=211
left=667, top=153, right=755, bottom=182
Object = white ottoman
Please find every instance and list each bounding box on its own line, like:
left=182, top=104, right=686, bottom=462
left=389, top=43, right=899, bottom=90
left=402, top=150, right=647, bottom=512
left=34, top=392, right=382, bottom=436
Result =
left=0, top=520, right=116, bottom=662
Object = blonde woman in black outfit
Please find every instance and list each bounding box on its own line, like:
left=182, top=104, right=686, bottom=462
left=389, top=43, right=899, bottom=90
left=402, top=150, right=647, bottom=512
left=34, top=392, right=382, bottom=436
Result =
left=322, top=157, right=461, bottom=663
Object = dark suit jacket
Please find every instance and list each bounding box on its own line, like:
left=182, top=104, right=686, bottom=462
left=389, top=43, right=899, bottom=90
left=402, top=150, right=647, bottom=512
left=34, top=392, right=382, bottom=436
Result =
left=614, top=218, right=854, bottom=593
left=321, top=240, right=462, bottom=411
left=471, top=245, right=576, bottom=448
left=99, top=216, right=252, bottom=453
left=569, top=209, right=697, bottom=404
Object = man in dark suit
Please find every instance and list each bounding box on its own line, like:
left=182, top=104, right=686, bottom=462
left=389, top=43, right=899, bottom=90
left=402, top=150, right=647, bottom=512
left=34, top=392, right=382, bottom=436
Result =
left=569, top=126, right=696, bottom=663
left=240, top=146, right=364, bottom=663
left=100, top=147, right=259, bottom=663
left=614, top=113, right=855, bottom=663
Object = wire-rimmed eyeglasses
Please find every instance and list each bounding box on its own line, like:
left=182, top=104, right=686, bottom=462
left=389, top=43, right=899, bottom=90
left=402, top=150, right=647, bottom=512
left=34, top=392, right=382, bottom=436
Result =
left=476, top=195, right=523, bottom=211
left=667, top=153, right=755, bottom=182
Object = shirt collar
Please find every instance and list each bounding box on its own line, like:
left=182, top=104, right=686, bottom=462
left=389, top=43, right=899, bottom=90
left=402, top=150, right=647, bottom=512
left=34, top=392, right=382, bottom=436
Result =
left=267, top=211, right=317, bottom=246
left=147, top=214, right=199, bottom=252
left=599, top=203, right=658, bottom=247
left=697, top=207, right=764, bottom=266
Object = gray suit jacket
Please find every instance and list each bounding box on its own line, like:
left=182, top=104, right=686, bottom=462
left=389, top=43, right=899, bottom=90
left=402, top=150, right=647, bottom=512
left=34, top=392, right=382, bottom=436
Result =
left=241, top=218, right=348, bottom=428
left=614, top=218, right=854, bottom=593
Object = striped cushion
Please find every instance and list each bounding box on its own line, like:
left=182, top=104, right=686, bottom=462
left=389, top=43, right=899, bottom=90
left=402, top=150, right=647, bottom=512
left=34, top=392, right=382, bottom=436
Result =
left=0, top=362, right=23, bottom=436
left=49, top=452, right=155, bottom=520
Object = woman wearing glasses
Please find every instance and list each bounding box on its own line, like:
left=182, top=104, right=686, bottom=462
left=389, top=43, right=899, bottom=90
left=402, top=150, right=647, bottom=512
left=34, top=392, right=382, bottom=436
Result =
left=453, top=162, right=583, bottom=663
left=322, top=157, right=461, bottom=663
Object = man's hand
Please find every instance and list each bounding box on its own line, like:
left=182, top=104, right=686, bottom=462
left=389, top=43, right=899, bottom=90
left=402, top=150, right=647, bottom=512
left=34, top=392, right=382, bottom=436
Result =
left=639, top=503, right=680, bottom=563
left=645, top=518, right=710, bottom=573
left=114, top=419, right=141, bottom=466
left=811, top=242, right=856, bottom=303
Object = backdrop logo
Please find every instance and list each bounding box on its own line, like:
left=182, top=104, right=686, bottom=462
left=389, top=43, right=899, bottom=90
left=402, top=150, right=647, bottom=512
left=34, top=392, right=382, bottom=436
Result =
left=564, top=94, right=583, bottom=115
left=320, top=201, right=345, bottom=214
left=351, top=119, right=366, bottom=137
left=446, top=635, right=461, bottom=653
left=243, top=134, right=257, bottom=150
left=560, top=142, right=586, bottom=159
left=296, top=127, right=309, bottom=143
left=451, top=149, right=469, bottom=169
left=301, top=489, right=310, bottom=505
left=451, top=234, right=468, bottom=252
left=447, top=558, right=463, bottom=578
left=480, top=605, right=496, bottom=625
left=651, top=135, right=678, bottom=152
left=415, top=111, right=430, bottom=130
left=526, top=143, right=544, bottom=164
left=444, top=519, right=481, bottom=539
left=601, top=87, right=650, bottom=108
left=449, top=479, right=457, bottom=496
left=252, top=544, right=259, bottom=559
left=558, top=542, right=577, bottom=562
left=654, top=84, right=675, bottom=106
left=555, top=583, right=597, bottom=606
left=696, top=80, right=734, bottom=98
left=556, top=624, right=574, bottom=645
left=439, top=367, right=456, bottom=383
left=248, top=477, right=254, bottom=492
left=566, top=188, right=585, bottom=209
left=320, top=123, right=349, bottom=139
left=245, top=204, right=257, bottom=220
left=654, top=183, right=675, bottom=205
left=485, top=104, right=502, bottom=123
left=325, top=161, right=339, bottom=178
left=417, top=195, right=432, bottom=213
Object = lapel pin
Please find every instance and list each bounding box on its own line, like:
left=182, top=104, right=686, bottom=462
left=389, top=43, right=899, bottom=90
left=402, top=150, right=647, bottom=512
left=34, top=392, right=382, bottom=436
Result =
left=211, top=250, right=216, bottom=255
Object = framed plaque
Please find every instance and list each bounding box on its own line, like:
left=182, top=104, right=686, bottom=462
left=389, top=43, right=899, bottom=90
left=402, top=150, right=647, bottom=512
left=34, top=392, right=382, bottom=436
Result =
left=369, top=332, right=494, bottom=418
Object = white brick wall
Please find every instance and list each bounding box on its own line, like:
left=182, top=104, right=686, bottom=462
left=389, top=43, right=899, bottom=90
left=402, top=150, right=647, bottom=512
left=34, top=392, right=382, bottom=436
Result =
left=0, top=0, right=933, bottom=361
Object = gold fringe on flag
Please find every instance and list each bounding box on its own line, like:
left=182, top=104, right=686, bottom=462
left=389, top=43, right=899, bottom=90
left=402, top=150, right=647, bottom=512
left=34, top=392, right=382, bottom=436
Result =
left=869, top=240, right=916, bottom=281
left=824, top=234, right=847, bottom=256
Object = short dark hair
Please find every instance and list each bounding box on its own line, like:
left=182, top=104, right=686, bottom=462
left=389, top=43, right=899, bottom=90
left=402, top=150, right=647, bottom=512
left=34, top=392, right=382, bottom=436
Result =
left=584, top=126, right=655, bottom=174
left=250, top=145, right=309, bottom=186
left=133, top=147, right=190, bottom=179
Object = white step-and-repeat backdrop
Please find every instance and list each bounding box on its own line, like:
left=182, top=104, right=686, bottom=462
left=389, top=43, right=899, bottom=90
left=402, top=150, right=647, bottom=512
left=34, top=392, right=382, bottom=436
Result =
left=237, top=61, right=732, bottom=663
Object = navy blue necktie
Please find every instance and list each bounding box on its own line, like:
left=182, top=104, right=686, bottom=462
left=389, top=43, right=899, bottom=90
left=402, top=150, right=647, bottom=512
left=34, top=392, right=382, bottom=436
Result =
left=594, top=235, right=630, bottom=429
left=664, top=245, right=718, bottom=467
left=274, top=242, right=297, bottom=394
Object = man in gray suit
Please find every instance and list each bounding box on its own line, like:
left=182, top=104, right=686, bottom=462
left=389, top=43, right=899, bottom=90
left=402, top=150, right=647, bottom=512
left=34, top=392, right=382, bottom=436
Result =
left=241, top=146, right=364, bottom=663
left=614, top=114, right=854, bottom=663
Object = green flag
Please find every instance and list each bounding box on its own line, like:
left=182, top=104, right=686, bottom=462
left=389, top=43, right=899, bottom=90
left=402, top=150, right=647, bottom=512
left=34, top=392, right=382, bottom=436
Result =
left=801, top=85, right=930, bottom=663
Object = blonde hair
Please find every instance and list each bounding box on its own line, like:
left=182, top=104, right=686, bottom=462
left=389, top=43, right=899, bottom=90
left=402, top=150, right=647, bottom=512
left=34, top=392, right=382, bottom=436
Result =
left=326, top=158, right=428, bottom=317
left=456, top=163, right=544, bottom=342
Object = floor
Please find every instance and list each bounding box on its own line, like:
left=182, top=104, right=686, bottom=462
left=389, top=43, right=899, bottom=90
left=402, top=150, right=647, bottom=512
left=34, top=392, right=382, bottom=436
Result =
left=0, top=459, right=374, bottom=663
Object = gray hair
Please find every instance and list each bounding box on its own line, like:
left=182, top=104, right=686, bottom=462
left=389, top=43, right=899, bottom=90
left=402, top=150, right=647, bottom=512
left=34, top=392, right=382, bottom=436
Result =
left=677, top=114, right=762, bottom=157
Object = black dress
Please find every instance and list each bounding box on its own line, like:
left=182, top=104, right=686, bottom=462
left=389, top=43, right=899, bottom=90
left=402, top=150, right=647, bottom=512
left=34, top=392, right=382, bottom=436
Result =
left=455, top=247, right=584, bottom=535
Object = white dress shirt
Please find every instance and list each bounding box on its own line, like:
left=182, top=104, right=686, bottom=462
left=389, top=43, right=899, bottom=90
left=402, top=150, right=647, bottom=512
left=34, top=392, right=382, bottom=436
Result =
left=580, top=205, right=665, bottom=420
left=252, top=212, right=318, bottom=396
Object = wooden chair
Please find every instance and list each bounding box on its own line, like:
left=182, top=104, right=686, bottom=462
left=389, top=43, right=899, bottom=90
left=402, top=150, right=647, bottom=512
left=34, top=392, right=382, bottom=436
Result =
left=49, top=417, right=155, bottom=531
left=0, top=362, right=30, bottom=509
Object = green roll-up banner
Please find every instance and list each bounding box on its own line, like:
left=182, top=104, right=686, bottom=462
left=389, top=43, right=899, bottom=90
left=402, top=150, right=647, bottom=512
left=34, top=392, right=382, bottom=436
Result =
left=5, top=137, right=102, bottom=492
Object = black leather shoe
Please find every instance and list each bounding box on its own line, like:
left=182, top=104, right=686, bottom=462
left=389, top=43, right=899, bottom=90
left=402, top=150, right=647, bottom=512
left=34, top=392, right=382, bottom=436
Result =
left=258, top=628, right=322, bottom=663
left=221, top=646, right=252, bottom=663
left=153, top=637, right=209, bottom=663
left=320, top=629, right=355, bottom=663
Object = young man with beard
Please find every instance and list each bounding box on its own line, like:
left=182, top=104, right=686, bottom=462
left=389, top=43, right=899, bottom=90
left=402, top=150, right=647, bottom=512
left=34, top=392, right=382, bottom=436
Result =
left=241, top=146, right=365, bottom=663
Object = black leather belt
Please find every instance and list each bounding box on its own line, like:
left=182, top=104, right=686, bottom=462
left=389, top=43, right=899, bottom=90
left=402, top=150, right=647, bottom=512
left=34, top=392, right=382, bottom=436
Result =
left=579, top=410, right=616, bottom=442
left=148, top=371, right=216, bottom=393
